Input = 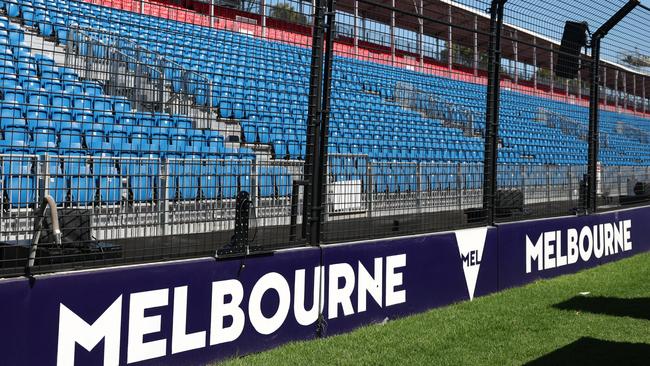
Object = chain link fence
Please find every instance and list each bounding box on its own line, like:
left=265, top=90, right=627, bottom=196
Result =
left=0, top=0, right=649, bottom=276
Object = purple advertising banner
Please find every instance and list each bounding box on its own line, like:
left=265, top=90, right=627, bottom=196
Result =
left=0, top=227, right=498, bottom=366
left=2, top=206, right=650, bottom=365
left=496, top=206, right=650, bottom=289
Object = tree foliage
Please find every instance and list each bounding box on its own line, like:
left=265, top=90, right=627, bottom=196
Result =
left=620, top=52, right=650, bottom=68
left=269, top=3, right=308, bottom=25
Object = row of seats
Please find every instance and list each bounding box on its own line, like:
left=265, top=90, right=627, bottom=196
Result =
left=1, top=0, right=648, bottom=211
left=2, top=153, right=296, bottom=206
left=0, top=8, right=275, bottom=208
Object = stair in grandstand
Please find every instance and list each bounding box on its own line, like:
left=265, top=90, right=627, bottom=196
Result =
left=23, top=20, right=246, bottom=144
left=65, top=29, right=241, bottom=143
left=533, top=108, right=621, bottom=155
left=17, top=14, right=298, bottom=166
left=536, top=108, right=589, bottom=142
left=392, top=81, right=483, bottom=138
left=0, top=13, right=301, bottom=243
left=61, top=25, right=304, bottom=164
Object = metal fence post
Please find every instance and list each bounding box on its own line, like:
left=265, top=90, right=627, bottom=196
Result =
left=568, top=165, right=573, bottom=202
left=416, top=163, right=422, bottom=214
left=587, top=0, right=639, bottom=213
left=482, top=0, right=508, bottom=225
left=546, top=165, right=551, bottom=204
left=36, top=155, right=45, bottom=206
left=457, top=163, right=463, bottom=211
left=160, top=158, right=169, bottom=236
left=85, top=34, right=94, bottom=79
left=520, top=164, right=526, bottom=199
left=366, top=160, right=373, bottom=218
left=618, top=165, right=622, bottom=198
left=64, top=27, right=73, bottom=68
left=250, top=159, right=258, bottom=225
left=303, top=0, right=336, bottom=245
left=135, top=49, right=142, bottom=103
left=302, top=0, right=327, bottom=244
left=158, top=64, right=165, bottom=112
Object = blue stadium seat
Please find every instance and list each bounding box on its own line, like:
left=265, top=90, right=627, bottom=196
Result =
left=5, top=0, right=20, bottom=18
left=258, top=166, right=275, bottom=198
left=93, top=97, right=112, bottom=112
left=93, top=153, right=120, bottom=204
left=82, top=81, right=103, bottom=96
left=32, top=128, right=57, bottom=151
left=36, top=12, right=54, bottom=38
left=7, top=23, right=23, bottom=45
left=274, top=166, right=291, bottom=197
left=60, top=155, right=95, bottom=205
left=200, top=160, right=220, bottom=199
left=179, top=156, right=201, bottom=200
left=123, top=155, right=158, bottom=202
left=112, top=97, right=131, bottom=113
left=2, top=153, right=34, bottom=207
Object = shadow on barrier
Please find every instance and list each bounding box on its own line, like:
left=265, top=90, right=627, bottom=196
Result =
left=553, top=296, right=650, bottom=321
left=525, top=337, right=650, bottom=365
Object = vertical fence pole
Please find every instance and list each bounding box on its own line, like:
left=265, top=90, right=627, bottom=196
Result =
left=587, top=41, right=601, bottom=212
left=303, top=0, right=335, bottom=245
left=353, top=0, right=359, bottom=57
left=641, top=75, right=648, bottom=117
left=513, top=30, right=519, bottom=85
left=618, top=165, right=623, bottom=197
left=587, top=0, right=639, bottom=213
left=313, top=0, right=337, bottom=244
left=568, top=166, right=573, bottom=202
left=366, top=160, right=373, bottom=218
left=457, top=163, right=463, bottom=211
left=210, top=0, right=215, bottom=28
left=261, top=0, right=267, bottom=38
left=546, top=165, right=551, bottom=204
left=482, top=0, right=507, bottom=226
left=578, top=59, right=582, bottom=100
left=532, top=36, right=537, bottom=90
left=550, top=44, right=554, bottom=95
left=614, top=69, right=619, bottom=109
left=418, top=0, right=424, bottom=69
left=390, top=0, right=395, bottom=66
left=302, top=0, right=326, bottom=241
left=603, top=66, right=607, bottom=106
left=623, top=72, right=628, bottom=110
left=473, top=15, right=479, bottom=77
left=447, top=4, right=453, bottom=71
left=633, top=74, right=637, bottom=114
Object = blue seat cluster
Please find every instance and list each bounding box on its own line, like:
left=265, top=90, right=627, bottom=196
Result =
left=0, top=10, right=296, bottom=207
left=2, top=0, right=649, bottom=204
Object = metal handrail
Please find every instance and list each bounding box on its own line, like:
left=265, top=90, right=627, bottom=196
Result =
left=74, top=28, right=162, bottom=76
left=70, top=25, right=214, bottom=108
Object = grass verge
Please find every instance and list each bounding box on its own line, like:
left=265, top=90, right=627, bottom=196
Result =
left=220, top=252, right=650, bottom=365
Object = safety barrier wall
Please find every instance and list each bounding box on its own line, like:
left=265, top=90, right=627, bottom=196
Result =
left=1, top=204, right=649, bottom=365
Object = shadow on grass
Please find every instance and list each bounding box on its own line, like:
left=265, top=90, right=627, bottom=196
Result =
left=553, top=296, right=650, bottom=321
left=525, top=337, right=650, bottom=365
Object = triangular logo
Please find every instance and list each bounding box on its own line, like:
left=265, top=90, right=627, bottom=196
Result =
left=455, top=227, right=488, bottom=300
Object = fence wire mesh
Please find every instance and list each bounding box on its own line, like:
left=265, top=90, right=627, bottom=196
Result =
left=321, top=0, right=491, bottom=242
left=495, top=0, right=650, bottom=218
left=0, top=0, right=649, bottom=276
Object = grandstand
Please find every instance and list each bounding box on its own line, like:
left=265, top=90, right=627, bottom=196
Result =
left=0, top=0, right=649, bottom=270
left=2, top=0, right=650, bottom=365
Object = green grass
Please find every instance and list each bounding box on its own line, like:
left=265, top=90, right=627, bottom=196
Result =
left=220, top=252, right=650, bottom=365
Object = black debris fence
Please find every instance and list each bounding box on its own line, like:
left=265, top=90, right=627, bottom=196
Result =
left=0, top=0, right=649, bottom=276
